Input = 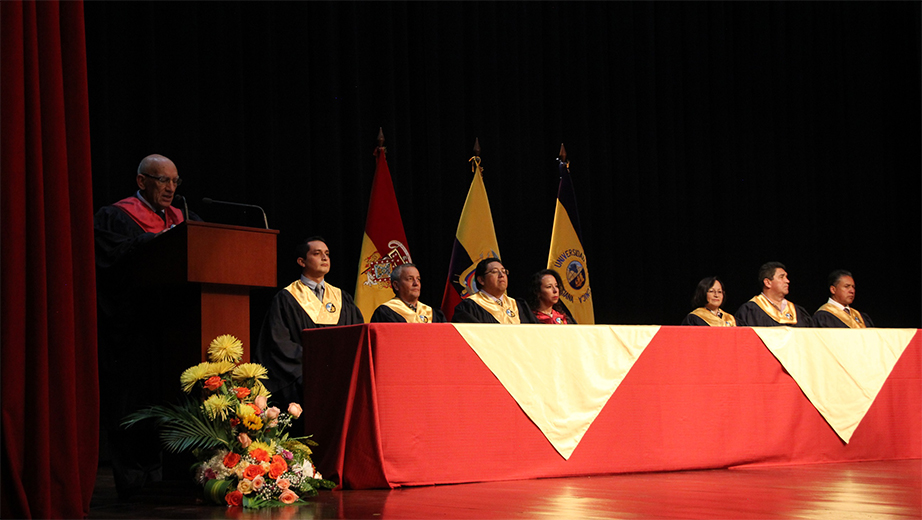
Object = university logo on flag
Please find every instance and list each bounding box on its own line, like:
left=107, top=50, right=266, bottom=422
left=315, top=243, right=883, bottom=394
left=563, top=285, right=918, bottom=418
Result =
left=440, top=154, right=501, bottom=320
left=355, top=132, right=412, bottom=322
left=547, top=155, right=594, bottom=324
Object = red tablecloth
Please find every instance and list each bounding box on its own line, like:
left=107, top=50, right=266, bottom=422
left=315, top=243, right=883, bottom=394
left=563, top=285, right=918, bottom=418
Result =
left=302, top=325, right=920, bottom=489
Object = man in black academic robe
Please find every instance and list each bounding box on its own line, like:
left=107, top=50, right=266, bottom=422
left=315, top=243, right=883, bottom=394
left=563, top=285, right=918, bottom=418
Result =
left=813, top=270, right=874, bottom=328
left=254, top=236, right=363, bottom=409
left=450, top=258, right=539, bottom=324
left=94, top=154, right=201, bottom=498
left=736, top=261, right=813, bottom=327
left=370, top=263, right=447, bottom=323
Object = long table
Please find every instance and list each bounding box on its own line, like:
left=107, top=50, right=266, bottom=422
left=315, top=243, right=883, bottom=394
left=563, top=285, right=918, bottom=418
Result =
left=302, top=325, right=920, bottom=489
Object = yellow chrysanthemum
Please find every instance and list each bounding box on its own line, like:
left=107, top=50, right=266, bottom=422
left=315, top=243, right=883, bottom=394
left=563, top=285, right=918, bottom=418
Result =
left=251, top=381, right=272, bottom=400
left=237, top=403, right=257, bottom=418
left=202, top=394, right=235, bottom=421
left=232, top=363, right=268, bottom=381
left=207, top=334, right=244, bottom=363
left=180, top=362, right=212, bottom=393
left=206, top=361, right=236, bottom=378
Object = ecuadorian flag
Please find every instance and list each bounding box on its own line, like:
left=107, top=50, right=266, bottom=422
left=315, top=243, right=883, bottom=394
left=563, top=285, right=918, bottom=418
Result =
left=547, top=157, right=594, bottom=324
left=355, top=141, right=412, bottom=322
left=440, top=156, right=501, bottom=321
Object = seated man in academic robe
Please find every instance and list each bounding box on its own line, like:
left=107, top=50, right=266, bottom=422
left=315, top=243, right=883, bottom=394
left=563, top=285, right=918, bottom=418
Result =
left=735, top=261, right=813, bottom=327
left=93, top=154, right=201, bottom=498
left=370, top=263, right=446, bottom=323
left=813, top=269, right=874, bottom=328
left=254, top=236, right=364, bottom=408
left=452, top=258, right=539, bottom=324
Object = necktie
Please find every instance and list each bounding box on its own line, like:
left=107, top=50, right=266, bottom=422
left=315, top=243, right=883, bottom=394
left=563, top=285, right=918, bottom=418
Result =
left=844, top=308, right=850, bottom=314
left=313, top=285, right=322, bottom=300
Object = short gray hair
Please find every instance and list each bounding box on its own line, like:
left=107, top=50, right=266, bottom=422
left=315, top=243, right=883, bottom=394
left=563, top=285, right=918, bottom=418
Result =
left=390, top=263, right=418, bottom=295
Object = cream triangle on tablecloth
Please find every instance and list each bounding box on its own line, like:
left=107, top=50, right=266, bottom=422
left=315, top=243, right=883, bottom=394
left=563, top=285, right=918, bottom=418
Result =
left=453, top=324, right=660, bottom=459
left=753, top=327, right=916, bottom=443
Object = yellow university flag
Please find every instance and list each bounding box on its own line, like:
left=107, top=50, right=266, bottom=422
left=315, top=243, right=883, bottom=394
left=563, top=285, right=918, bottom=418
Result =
left=547, top=157, right=594, bottom=324
left=355, top=141, right=412, bottom=322
left=440, top=155, right=501, bottom=320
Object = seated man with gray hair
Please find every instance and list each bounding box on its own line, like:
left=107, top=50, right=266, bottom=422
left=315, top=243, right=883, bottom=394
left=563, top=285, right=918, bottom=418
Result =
left=370, top=263, right=446, bottom=323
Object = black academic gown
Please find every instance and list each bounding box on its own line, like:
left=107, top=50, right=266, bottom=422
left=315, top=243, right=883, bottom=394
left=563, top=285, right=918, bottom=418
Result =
left=93, top=201, right=202, bottom=496
left=680, top=313, right=709, bottom=326
left=813, top=309, right=875, bottom=328
left=254, top=288, right=364, bottom=408
left=735, top=301, right=814, bottom=327
left=451, top=297, right=539, bottom=324
left=370, top=304, right=447, bottom=323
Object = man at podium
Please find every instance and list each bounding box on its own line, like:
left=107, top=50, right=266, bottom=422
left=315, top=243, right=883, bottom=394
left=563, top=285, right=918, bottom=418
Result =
left=255, top=236, right=363, bottom=408
left=94, top=154, right=201, bottom=498
left=94, top=154, right=200, bottom=267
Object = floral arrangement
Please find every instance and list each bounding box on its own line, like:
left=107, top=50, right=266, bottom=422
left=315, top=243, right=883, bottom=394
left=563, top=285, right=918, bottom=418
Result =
left=123, top=334, right=334, bottom=508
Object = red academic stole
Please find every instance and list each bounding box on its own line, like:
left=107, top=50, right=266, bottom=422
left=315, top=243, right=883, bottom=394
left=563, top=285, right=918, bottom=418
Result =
left=113, top=196, right=184, bottom=233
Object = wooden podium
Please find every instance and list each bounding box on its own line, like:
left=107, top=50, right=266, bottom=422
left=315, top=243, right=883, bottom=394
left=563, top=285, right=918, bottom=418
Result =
left=128, top=220, right=278, bottom=362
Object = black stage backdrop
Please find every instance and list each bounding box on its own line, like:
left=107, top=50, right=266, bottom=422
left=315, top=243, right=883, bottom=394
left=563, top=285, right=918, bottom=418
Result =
left=85, top=2, right=921, bottom=333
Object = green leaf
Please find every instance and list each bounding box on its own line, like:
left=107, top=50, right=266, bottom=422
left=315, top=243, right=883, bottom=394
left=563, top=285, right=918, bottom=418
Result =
left=121, top=396, right=231, bottom=453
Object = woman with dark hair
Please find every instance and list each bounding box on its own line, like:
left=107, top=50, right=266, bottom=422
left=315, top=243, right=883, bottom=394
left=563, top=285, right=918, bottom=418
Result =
left=527, top=269, right=575, bottom=324
left=452, top=258, right=538, bottom=324
left=681, top=276, right=736, bottom=326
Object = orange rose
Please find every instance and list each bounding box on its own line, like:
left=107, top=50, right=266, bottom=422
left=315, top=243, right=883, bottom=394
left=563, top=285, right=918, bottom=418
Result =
left=234, top=387, right=251, bottom=399
left=225, top=490, right=243, bottom=506
left=268, top=454, right=288, bottom=479
left=250, top=448, right=270, bottom=463
left=223, top=452, right=241, bottom=468
left=204, top=376, right=223, bottom=391
left=248, top=403, right=261, bottom=415
left=243, top=463, right=265, bottom=480
left=279, top=489, right=299, bottom=504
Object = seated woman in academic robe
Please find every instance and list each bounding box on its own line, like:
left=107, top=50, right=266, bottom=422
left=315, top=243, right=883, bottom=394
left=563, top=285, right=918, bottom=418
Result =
left=527, top=269, right=576, bottom=324
left=452, top=258, right=538, bottom=324
left=681, top=276, right=736, bottom=326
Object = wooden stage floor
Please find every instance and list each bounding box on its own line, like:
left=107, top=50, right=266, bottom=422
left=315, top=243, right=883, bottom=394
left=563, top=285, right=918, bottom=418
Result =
left=88, top=459, right=921, bottom=519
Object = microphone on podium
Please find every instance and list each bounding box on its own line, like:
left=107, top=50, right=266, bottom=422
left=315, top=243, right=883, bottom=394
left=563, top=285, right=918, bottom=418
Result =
left=202, top=197, right=269, bottom=229
left=173, top=194, right=190, bottom=221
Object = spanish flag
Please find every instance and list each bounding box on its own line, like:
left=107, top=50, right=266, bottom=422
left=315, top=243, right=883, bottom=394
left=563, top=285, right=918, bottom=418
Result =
left=355, top=131, right=412, bottom=322
left=547, top=151, right=594, bottom=324
left=440, top=154, right=501, bottom=321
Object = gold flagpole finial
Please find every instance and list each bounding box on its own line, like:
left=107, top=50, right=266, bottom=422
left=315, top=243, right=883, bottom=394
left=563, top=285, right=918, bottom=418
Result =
left=559, top=143, right=567, bottom=163
left=470, top=138, right=483, bottom=174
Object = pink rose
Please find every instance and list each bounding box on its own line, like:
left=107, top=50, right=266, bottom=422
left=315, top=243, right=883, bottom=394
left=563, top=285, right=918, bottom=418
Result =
left=237, top=433, right=252, bottom=448
left=276, top=478, right=291, bottom=490
left=254, top=395, right=268, bottom=411
left=279, top=489, right=299, bottom=504
left=265, top=407, right=280, bottom=420
left=268, top=419, right=278, bottom=429
left=287, top=403, right=302, bottom=418
left=252, top=475, right=265, bottom=490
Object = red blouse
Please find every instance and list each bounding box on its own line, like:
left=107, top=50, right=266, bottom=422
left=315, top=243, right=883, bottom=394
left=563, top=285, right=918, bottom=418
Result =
left=533, top=308, right=570, bottom=324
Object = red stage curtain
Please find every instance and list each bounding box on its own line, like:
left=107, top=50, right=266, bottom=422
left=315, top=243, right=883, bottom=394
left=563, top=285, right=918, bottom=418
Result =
left=1, top=1, right=98, bottom=518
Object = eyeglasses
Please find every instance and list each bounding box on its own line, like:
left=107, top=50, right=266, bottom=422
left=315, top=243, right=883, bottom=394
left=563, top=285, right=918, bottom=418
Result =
left=140, top=172, right=182, bottom=186
left=486, top=268, right=509, bottom=277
